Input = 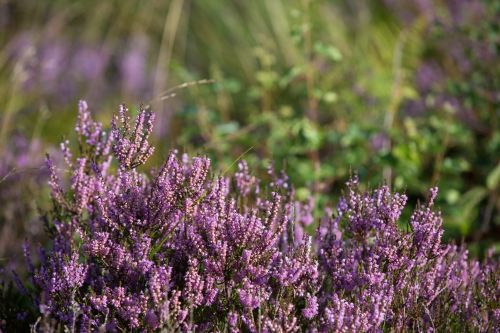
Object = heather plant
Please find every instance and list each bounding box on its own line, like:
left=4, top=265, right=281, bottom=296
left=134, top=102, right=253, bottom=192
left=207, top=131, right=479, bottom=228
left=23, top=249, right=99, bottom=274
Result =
left=385, top=0, right=500, bottom=243
left=316, top=179, right=499, bottom=331
left=0, top=135, right=51, bottom=273
left=2, top=0, right=499, bottom=249
left=3, top=32, right=152, bottom=105
left=12, top=101, right=498, bottom=332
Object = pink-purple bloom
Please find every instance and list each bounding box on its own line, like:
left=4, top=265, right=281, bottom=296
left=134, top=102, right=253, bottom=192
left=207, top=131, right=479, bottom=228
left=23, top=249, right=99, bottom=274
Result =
left=19, top=101, right=499, bottom=332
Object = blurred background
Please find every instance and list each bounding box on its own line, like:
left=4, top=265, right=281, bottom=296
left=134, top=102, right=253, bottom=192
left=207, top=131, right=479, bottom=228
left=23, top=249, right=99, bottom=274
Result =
left=0, top=0, right=499, bottom=272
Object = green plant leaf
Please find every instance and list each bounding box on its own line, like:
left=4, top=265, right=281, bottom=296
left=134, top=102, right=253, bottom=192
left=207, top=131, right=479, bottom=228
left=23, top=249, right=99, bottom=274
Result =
left=486, top=163, right=500, bottom=190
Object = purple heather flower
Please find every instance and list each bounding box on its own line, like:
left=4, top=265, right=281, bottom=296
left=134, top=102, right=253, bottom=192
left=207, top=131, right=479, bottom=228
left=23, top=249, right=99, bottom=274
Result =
left=415, top=62, right=443, bottom=93
left=18, top=100, right=499, bottom=332
left=369, top=132, right=389, bottom=152
left=302, top=294, right=318, bottom=319
left=72, top=46, right=109, bottom=81
left=121, top=34, right=149, bottom=97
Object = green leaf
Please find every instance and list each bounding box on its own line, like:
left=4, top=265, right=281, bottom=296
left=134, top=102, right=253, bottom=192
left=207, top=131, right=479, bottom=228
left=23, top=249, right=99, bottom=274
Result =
left=455, top=187, right=488, bottom=234
left=313, top=42, right=342, bottom=62
left=215, top=122, right=239, bottom=135
left=322, top=91, right=338, bottom=104
left=445, top=189, right=460, bottom=204
left=487, top=163, right=500, bottom=190
left=255, top=71, right=279, bottom=89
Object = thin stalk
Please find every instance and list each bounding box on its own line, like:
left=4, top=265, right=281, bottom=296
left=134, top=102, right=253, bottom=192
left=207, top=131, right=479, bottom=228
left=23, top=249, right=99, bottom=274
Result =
left=303, top=0, right=321, bottom=195
left=383, top=30, right=407, bottom=187
left=153, top=0, right=185, bottom=134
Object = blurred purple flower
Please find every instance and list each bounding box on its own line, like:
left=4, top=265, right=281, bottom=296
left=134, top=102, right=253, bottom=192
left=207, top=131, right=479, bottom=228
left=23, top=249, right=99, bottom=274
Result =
left=401, top=99, right=426, bottom=117
left=120, top=35, right=149, bottom=97
left=370, top=132, right=389, bottom=152
left=0, top=135, right=53, bottom=275
left=39, top=40, right=70, bottom=94
left=446, top=0, right=483, bottom=25
left=415, top=62, right=442, bottom=93
left=383, top=0, right=434, bottom=25
left=72, top=45, right=109, bottom=81
left=4, top=31, right=157, bottom=106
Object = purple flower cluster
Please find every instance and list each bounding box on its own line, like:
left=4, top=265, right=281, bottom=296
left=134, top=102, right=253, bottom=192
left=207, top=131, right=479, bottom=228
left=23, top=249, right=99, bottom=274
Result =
left=5, top=32, right=152, bottom=104
left=387, top=0, right=498, bottom=123
left=24, top=101, right=499, bottom=332
left=317, top=179, right=499, bottom=331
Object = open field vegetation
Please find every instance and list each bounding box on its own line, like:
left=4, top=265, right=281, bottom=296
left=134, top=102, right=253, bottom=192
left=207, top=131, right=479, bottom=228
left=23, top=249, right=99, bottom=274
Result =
left=0, top=0, right=499, bottom=331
